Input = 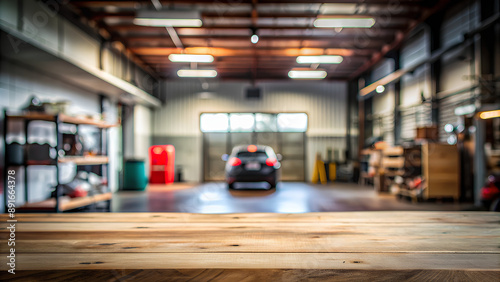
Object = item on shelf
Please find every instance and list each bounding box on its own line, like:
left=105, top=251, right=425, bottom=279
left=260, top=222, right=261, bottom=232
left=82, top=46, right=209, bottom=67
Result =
left=42, top=101, right=70, bottom=114
left=23, top=96, right=44, bottom=112
left=62, top=133, right=84, bottom=156
left=77, top=171, right=109, bottom=195
left=407, top=176, right=424, bottom=190
left=26, top=143, right=56, bottom=164
left=6, top=142, right=24, bottom=165
left=52, top=175, right=91, bottom=198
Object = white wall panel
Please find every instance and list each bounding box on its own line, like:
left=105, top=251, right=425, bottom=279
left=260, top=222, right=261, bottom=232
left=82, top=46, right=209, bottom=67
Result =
left=62, top=20, right=99, bottom=70
left=0, top=0, right=17, bottom=29
left=439, top=47, right=474, bottom=97
left=134, top=104, right=153, bottom=172
left=22, top=1, right=60, bottom=53
left=0, top=60, right=100, bottom=113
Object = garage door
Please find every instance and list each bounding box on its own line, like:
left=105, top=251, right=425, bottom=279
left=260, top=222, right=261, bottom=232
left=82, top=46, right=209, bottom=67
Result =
left=201, top=113, right=306, bottom=182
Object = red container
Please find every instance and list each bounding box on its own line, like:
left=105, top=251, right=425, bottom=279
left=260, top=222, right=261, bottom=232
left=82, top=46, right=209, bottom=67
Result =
left=149, top=145, right=175, bottom=184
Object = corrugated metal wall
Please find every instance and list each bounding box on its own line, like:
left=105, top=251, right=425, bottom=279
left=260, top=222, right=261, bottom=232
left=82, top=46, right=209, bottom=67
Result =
left=440, top=1, right=479, bottom=49
left=438, top=1, right=479, bottom=142
left=399, top=29, right=432, bottom=141
left=153, top=80, right=348, bottom=182
left=371, top=59, right=396, bottom=146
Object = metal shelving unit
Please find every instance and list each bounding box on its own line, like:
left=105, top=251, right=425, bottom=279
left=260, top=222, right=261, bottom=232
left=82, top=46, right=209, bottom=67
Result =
left=3, top=111, right=116, bottom=212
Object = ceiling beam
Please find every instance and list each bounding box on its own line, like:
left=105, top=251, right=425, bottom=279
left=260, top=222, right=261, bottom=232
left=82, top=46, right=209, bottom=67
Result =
left=70, top=0, right=426, bottom=7
left=136, top=49, right=375, bottom=58
left=122, top=33, right=394, bottom=41
left=131, top=47, right=378, bottom=57
left=88, top=11, right=419, bottom=21
left=107, top=24, right=408, bottom=31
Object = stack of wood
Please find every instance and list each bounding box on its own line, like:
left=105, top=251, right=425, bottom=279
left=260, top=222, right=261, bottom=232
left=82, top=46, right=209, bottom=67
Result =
left=359, top=149, right=382, bottom=186
left=379, top=147, right=405, bottom=192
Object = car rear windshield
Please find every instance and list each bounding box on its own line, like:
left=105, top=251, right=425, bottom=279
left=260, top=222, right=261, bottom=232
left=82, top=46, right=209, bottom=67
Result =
left=237, top=152, right=268, bottom=158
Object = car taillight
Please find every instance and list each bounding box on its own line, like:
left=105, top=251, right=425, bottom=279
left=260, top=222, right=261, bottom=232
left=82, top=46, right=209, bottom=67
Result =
left=229, top=157, right=242, bottom=166
left=266, top=158, right=277, bottom=167
left=247, top=145, right=257, bottom=152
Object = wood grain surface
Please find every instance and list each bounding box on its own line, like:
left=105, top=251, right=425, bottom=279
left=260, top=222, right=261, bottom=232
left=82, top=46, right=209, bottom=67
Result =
left=0, top=212, right=499, bottom=281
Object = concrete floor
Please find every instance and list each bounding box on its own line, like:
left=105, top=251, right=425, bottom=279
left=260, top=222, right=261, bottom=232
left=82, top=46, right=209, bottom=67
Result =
left=112, top=182, right=476, bottom=213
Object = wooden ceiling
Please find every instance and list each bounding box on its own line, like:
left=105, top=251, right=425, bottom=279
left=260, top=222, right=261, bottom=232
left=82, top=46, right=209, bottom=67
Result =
left=67, top=0, right=449, bottom=80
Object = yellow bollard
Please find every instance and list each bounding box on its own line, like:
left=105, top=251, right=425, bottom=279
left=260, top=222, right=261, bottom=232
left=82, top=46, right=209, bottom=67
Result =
left=329, top=163, right=336, bottom=182
left=311, top=153, right=327, bottom=184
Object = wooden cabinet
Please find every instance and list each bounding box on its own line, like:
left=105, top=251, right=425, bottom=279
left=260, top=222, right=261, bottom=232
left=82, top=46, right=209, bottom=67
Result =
left=421, top=143, right=460, bottom=200
left=3, top=112, right=115, bottom=212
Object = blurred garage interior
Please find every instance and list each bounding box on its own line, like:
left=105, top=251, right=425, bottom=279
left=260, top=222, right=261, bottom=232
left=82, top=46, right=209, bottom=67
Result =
left=0, top=0, right=499, bottom=214
left=1, top=1, right=500, bottom=280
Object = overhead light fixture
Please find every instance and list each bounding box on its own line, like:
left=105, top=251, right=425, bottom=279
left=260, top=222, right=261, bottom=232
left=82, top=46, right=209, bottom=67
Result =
left=314, top=18, right=375, bottom=28
left=288, top=69, right=327, bottom=79
left=251, top=34, right=259, bottom=44
left=177, top=69, right=217, bottom=78
left=168, top=54, right=214, bottom=63
left=375, top=85, right=385, bottom=93
left=251, top=28, right=259, bottom=44
left=134, top=10, right=202, bottom=27
left=296, top=55, right=343, bottom=64
left=479, top=110, right=500, bottom=119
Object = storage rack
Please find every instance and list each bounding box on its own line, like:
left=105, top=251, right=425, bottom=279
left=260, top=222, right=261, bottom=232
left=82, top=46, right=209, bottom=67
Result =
left=3, top=111, right=115, bottom=212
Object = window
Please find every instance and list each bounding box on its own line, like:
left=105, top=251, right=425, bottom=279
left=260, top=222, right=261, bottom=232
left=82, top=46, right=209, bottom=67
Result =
left=229, top=113, right=255, bottom=132
left=200, top=113, right=307, bottom=133
left=255, top=113, right=277, bottom=132
left=200, top=113, right=229, bottom=132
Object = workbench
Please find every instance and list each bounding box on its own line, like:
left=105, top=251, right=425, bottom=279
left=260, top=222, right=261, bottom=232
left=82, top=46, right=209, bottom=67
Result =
left=1, top=212, right=499, bottom=281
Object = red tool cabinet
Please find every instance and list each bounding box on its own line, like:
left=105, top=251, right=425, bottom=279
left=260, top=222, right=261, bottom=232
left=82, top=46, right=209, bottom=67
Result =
left=149, top=145, right=175, bottom=184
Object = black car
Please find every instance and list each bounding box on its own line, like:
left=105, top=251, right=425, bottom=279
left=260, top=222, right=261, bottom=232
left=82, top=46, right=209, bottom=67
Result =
left=223, top=145, right=281, bottom=189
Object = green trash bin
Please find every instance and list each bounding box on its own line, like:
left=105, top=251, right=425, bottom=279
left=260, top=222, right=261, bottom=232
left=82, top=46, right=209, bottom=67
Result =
left=123, top=159, right=148, bottom=191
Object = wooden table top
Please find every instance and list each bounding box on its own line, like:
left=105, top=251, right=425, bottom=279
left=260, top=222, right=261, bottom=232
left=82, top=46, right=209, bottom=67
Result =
left=1, top=212, right=499, bottom=281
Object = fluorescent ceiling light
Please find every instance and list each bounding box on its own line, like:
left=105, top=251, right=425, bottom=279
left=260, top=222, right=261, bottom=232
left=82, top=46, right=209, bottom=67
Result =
left=288, top=70, right=327, bottom=79
left=314, top=18, right=375, bottom=28
left=168, top=54, right=214, bottom=63
left=134, top=10, right=202, bottom=27
left=177, top=69, right=217, bottom=78
left=296, top=55, right=343, bottom=64
left=479, top=110, right=500, bottom=120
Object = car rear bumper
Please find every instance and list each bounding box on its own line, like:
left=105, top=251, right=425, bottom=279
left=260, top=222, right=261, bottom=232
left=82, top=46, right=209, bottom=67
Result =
left=227, top=170, right=277, bottom=184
